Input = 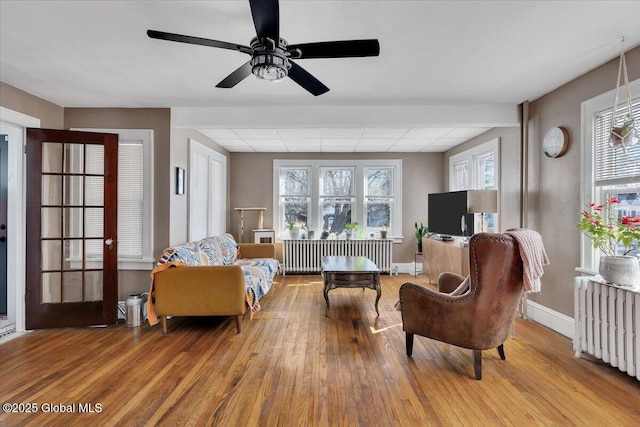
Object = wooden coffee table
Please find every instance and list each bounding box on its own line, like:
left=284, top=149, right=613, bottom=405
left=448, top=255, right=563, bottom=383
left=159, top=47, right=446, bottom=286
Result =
left=321, top=256, right=381, bottom=316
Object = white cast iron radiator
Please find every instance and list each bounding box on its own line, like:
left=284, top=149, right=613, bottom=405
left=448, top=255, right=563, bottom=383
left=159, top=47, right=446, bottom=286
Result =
left=282, top=239, right=393, bottom=274
left=574, top=277, right=639, bottom=380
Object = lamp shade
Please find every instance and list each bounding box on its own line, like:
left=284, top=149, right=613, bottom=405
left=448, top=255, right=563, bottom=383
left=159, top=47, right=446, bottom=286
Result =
left=467, top=190, right=498, bottom=214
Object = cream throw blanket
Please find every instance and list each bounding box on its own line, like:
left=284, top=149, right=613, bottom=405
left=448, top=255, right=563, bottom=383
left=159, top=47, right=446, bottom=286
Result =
left=505, top=229, right=549, bottom=293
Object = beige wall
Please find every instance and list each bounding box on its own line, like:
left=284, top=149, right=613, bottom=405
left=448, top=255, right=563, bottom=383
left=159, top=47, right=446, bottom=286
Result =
left=1, top=82, right=64, bottom=128
left=229, top=152, right=444, bottom=262
left=525, top=46, right=640, bottom=317
left=169, top=128, right=230, bottom=246
left=64, top=108, right=171, bottom=298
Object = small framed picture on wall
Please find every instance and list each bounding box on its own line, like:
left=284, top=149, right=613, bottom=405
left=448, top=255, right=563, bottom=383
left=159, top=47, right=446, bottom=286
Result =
left=176, top=167, right=185, bottom=195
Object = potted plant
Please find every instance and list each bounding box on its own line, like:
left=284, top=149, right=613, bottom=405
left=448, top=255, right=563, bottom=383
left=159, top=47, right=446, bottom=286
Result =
left=286, top=220, right=301, bottom=240
left=343, top=222, right=359, bottom=240
left=414, top=222, right=428, bottom=253
left=380, top=224, right=389, bottom=239
left=610, top=113, right=639, bottom=148
left=578, top=197, right=640, bottom=286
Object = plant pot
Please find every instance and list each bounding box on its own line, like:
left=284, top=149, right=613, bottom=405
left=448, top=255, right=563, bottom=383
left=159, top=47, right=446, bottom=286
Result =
left=599, top=256, right=640, bottom=287
left=345, top=231, right=353, bottom=240
left=417, top=241, right=423, bottom=253
left=289, top=228, right=300, bottom=240
left=380, top=231, right=388, bottom=239
left=610, top=128, right=639, bottom=148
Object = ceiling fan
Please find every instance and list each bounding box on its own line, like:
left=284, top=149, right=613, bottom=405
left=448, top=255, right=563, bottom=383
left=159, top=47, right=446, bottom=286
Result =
left=147, top=0, right=380, bottom=96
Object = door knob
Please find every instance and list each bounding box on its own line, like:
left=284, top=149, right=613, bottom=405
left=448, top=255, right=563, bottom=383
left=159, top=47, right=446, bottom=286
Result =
left=105, top=238, right=114, bottom=250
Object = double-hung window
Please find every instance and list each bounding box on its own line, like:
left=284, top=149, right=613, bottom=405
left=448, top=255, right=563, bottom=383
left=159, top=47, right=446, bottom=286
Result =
left=320, top=167, right=355, bottom=232
left=274, top=159, right=402, bottom=238
left=448, top=138, right=500, bottom=232
left=280, top=167, right=311, bottom=225
left=581, top=86, right=640, bottom=271
left=365, top=167, right=394, bottom=230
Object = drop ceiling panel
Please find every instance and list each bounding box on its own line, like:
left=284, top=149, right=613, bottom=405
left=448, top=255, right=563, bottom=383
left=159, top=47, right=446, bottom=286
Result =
left=320, top=128, right=365, bottom=139
left=233, top=129, right=281, bottom=139
left=277, top=128, right=322, bottom=139
left=403, top=128, right=455, bottom=138
left=361, top=128, right=409, bottom=138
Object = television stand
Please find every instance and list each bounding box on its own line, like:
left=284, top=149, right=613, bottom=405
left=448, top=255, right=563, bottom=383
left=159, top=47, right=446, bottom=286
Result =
left=421, top=236, right=469, bottom=287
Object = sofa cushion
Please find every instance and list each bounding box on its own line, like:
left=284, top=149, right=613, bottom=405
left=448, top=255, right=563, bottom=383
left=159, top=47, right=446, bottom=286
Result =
left=157, top=234, right=239, bottom=266
left=199, top=234, right=238, bottom=265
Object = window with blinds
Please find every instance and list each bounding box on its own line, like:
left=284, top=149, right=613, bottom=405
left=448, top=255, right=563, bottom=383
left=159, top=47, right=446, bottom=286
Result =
left=85, top=140, right=144, bottom=259
left=118, top=142, right=144, bottom=258
left=594, top=100, right=640, bottom=186
left=78, top=128, right=153, bottom=269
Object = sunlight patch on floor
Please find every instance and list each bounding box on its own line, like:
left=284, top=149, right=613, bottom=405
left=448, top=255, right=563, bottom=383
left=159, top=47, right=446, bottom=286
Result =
left=287, top=281, right=323, bottom=287
left=370, top=322, right=402, bottom=334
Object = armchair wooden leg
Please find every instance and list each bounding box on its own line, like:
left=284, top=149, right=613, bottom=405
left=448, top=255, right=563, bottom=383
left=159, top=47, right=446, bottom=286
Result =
left=160, top=316, right=168, bottom=334
left=472, top=350, right=482, bottom=380
left=497, top=344, right=505, bottom=360
left=235, top=315, right=242, bottom=333
left=406, top=333, right=414, bottom=357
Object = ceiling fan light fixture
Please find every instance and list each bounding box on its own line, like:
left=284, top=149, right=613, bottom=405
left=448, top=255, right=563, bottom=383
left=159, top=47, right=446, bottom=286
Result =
left=252, top=53, right=288, bottom=82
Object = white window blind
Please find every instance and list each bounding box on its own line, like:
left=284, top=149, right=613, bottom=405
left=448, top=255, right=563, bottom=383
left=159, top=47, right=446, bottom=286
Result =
left=118, top=142, right=144, bottom=258
left=594, top=100, right=640, bottom=186
left=75, top=128, right=154, bottom=270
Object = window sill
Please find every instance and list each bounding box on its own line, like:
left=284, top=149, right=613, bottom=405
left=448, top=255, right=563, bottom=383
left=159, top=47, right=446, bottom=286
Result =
left=575, top=266, right=598, bottom=276
left=119, top=259, right=155, bottom=271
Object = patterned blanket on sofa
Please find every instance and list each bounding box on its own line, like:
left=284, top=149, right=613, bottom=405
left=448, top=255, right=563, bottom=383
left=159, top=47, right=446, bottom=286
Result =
left=156, top=234, right=278, bottom=314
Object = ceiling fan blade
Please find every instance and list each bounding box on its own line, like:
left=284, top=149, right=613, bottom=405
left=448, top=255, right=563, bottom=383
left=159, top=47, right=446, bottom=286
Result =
left=215, top=61, right=253, bottom=88
left=288, top=40, right=380, bottom=59
left=147, top=30, right=252, bottom=55
left=248, top=0, right=279, bottom=43
left=288, top=61, right=329, bottom=96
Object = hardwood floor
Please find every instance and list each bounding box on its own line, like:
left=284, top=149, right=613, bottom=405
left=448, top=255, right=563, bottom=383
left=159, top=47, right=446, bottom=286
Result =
left=1, top=274, right=639, bottom=426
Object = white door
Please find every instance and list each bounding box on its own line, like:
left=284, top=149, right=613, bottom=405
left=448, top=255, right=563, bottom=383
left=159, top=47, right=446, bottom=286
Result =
left=188, top=139, right=227, bottom=241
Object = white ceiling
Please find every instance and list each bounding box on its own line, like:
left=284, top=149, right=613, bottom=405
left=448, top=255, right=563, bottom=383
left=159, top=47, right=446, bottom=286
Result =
left=2, top=1, right=639, bottom=152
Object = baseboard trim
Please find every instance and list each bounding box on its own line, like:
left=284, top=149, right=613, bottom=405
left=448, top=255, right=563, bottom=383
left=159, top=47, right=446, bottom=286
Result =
left=392, top=262, right=422, bottom=275
left=524, top=300, right=574, bottom=339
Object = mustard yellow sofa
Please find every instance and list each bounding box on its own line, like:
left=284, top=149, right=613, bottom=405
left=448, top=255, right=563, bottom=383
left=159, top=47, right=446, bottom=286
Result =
left=148, top=234, right=278, bottom=333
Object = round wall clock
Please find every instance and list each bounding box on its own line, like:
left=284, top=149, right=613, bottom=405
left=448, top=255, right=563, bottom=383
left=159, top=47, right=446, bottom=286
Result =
left=543, top=126, right=569, bottom=158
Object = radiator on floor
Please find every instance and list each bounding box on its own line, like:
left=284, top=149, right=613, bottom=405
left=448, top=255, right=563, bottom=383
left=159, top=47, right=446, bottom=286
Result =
left=574, top=277, right=639, bottom=380
left=282, top=239, right=393, bottom=274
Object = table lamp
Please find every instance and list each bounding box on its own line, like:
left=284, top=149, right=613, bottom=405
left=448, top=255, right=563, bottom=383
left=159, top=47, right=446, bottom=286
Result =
left=467, top=190, right=498, bottom=233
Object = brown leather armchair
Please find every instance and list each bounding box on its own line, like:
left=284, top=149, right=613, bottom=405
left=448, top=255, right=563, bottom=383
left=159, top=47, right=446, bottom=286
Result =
left=399, top=233, right=524, bottom=380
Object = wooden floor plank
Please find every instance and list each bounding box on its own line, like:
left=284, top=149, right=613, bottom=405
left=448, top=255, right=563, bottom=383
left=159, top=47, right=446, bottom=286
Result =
left=1, top=273, right=639, bottom=426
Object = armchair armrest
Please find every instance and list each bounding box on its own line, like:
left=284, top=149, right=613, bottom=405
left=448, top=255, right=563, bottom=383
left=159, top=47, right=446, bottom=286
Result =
left=239, top=243, right=275, bottom=259
left=437, top=272, right=466, bottom=293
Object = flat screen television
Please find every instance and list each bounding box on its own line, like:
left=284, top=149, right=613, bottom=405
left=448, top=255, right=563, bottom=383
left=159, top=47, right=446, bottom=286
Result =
left=427, top=191, right=474, bottom=237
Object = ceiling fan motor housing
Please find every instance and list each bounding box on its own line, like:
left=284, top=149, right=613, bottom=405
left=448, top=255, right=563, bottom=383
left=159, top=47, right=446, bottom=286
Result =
left=250, top=37, right=291, bottom=82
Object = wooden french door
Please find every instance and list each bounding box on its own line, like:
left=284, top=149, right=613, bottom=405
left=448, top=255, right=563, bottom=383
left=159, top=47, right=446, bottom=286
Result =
left=26, top=129, right=118, bottom=329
